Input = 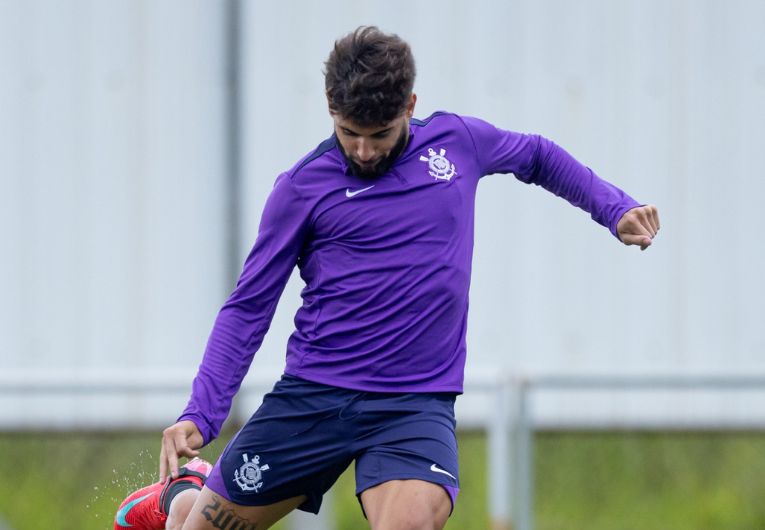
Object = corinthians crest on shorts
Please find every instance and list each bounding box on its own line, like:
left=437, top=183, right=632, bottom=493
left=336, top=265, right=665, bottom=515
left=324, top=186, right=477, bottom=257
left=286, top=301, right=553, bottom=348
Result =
left=233, top=453, right=270, bottom=493
left=420, top=147, right=457, bottom=181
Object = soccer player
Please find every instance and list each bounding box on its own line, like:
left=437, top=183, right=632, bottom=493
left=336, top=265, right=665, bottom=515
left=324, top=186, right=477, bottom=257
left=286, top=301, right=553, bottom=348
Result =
left=114, top=458, right=212, bottom=530
left=159, top=26, right=660, bottom=530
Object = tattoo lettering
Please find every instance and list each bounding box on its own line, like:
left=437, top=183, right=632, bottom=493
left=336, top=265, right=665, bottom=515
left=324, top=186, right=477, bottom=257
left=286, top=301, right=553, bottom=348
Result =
left=201, top=494, right=258, bottom=530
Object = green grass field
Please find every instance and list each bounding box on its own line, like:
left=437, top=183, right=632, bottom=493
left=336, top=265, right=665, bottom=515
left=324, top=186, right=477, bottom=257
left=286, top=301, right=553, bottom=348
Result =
left=1, top=431, right=764, bottom=530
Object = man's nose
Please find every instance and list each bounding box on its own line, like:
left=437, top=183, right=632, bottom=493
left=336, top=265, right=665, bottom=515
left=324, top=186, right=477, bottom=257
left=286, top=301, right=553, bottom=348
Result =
left=355, top=139, right=375, bottom=162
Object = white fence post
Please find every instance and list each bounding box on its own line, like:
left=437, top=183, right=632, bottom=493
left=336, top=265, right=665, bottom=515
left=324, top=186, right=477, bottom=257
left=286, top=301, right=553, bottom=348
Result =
left=516, top=379, right=533, bottom=530
left=488, top=376, right=513, bottom=530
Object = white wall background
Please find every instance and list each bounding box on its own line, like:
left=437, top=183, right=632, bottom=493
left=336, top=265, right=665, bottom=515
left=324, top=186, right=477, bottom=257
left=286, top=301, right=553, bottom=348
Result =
left=0, top=0, right=230, bottom=427
left=2, top=0, right=764, bottom=429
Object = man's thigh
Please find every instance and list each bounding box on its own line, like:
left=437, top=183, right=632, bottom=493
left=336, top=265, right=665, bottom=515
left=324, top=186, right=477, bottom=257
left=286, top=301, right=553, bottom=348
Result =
left=181, top=486, right=305, bottom=530
left=351, top=392, right=460, bottom=528
left=360, top=479, right=451, bottom=530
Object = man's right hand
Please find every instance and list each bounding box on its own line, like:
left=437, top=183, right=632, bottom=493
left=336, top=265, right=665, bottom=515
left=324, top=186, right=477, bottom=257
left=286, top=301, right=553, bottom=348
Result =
left=160, top=420, right=204, bottom=483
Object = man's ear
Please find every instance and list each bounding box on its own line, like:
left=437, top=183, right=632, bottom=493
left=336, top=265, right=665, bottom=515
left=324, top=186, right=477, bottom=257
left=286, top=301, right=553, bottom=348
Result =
left=406, top=93, right=417, bottom=118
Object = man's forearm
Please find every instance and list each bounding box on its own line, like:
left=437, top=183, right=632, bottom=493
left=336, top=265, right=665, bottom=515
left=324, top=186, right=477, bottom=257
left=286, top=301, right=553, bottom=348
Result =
left=529, top=137, right=641, bottom=237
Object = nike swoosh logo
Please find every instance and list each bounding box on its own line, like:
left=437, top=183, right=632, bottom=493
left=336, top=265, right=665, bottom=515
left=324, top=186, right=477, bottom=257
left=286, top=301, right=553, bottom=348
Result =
left=115, top=492, right=153, bottom=527
left=430, top=463, right=456, bottom=480
left=345, top=185, right=375, bottom=198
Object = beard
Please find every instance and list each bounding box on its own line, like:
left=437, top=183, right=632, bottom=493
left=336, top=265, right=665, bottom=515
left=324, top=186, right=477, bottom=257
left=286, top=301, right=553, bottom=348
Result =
left=337, top=122, right=409, bottom=179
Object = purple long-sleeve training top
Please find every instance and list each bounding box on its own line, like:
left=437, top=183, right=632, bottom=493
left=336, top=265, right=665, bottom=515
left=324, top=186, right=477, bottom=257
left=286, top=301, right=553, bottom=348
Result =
left=179, top=112, right=640, bottom=444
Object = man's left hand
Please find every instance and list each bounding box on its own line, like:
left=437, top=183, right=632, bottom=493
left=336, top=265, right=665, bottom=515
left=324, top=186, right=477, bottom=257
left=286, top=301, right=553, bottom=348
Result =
left=617, top=205, right=660, bottom=251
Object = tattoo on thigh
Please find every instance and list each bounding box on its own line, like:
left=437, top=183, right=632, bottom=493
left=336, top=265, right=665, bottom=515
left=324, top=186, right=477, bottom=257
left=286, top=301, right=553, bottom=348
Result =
left=200, top=494, right=258, bottom=530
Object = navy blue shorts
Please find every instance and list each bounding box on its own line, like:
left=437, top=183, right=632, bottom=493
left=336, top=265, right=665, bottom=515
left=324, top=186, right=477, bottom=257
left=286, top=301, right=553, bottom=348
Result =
left=204, top=374, right=459, bottom=514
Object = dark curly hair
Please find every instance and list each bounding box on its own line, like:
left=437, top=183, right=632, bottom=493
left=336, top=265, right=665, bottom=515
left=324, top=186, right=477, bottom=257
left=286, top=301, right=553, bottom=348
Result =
left=324, top=26, right=416, bottom=127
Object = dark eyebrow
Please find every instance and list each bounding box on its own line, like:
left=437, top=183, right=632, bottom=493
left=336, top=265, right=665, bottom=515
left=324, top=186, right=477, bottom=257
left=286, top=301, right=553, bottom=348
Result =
left=341, top=125, right=393, bottom=136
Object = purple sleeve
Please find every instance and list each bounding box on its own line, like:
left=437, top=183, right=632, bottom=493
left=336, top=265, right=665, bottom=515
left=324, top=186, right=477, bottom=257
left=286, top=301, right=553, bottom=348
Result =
left=460, top=115, right=640, bottom=238
left=177, top=173, right=309, bottom=445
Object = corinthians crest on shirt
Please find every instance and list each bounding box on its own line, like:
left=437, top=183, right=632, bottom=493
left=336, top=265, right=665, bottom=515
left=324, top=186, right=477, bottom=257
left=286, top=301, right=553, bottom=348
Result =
left=420, top=147, right=457, bottom=181
left=233, top=453, right=270, bottom=493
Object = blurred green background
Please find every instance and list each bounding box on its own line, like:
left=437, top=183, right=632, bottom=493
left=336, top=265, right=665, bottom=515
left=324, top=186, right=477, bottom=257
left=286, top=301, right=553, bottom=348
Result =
left=1, top=430, right=764, bottom=530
